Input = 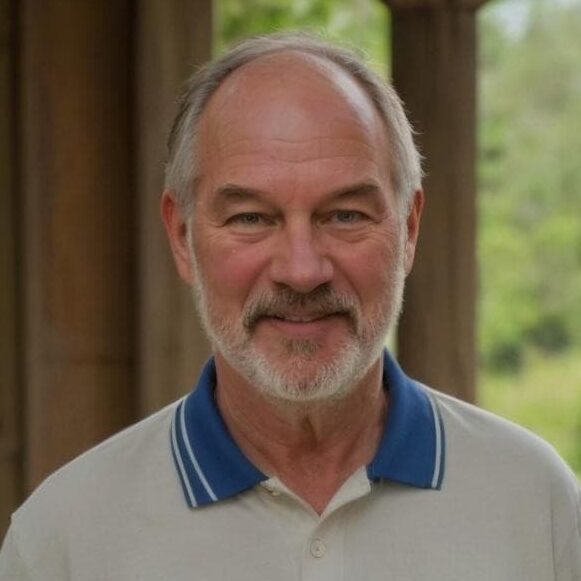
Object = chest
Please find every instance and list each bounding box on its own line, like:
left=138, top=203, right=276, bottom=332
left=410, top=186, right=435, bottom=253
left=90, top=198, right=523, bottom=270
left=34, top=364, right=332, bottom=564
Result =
left=66, top=487, right=554, bottom=581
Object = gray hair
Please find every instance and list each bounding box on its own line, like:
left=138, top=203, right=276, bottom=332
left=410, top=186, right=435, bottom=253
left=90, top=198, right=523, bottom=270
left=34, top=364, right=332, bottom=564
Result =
left=165, top=31, right=422, bottom=215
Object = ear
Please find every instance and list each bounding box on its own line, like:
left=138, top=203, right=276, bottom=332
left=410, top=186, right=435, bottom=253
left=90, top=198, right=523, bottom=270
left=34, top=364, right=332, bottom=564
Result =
left=403, top=188, right=424, bottom=275
left=160, top=190, right=195, bottom=285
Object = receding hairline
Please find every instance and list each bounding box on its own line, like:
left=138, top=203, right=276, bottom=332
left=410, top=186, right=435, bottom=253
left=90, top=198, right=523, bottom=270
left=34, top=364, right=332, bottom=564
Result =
left=210, top=47, right=372, bottom=90
left=165, top=32, right=422, bottom=216
left=199, top=48, right=390, bottom=143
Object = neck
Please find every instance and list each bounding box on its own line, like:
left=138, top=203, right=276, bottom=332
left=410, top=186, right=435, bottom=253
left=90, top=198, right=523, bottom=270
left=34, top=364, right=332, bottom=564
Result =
left=215, top=353, right=387, bottom=514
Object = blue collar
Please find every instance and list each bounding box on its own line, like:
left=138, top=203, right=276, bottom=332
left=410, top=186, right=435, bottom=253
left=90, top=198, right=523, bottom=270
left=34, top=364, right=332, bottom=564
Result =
left=170, top=351, right=446, bottom=508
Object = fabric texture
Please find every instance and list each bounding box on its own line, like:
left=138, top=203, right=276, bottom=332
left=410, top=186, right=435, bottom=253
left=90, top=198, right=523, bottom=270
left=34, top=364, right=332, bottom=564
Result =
left=1, top=353, right=579, bottom=580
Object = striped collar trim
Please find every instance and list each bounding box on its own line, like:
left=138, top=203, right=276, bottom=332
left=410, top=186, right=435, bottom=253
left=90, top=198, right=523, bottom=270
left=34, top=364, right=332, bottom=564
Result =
left=170, top=360, right=264, bottom=508
left=367, top=352, right=446, bottom=490
left=171, top=352, right=446, bottom=508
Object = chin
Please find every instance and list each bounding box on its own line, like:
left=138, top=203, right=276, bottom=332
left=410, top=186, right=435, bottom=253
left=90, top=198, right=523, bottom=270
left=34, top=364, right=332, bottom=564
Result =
left=236, top=338, right=383, bottom=404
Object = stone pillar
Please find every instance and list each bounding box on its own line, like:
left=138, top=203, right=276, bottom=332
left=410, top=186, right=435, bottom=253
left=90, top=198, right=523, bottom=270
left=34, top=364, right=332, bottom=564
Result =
left=136, top=0, right=213, bottom=416
left=384, top=0, right=488, bottom=401
left=0, top=0, right=22, bottom=536
left=21, top=0, right=135, bottom=488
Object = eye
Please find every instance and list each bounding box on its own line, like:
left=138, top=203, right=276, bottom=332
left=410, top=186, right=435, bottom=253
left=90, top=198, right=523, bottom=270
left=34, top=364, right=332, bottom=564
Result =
left=233, top=213, right=260, bottom=225
left=226, top=212, right=273, bottom=228
left=330, top=210, right=368, bottom=225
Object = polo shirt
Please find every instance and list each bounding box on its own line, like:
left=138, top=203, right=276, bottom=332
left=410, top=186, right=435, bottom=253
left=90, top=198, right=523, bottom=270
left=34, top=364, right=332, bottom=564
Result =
left=1, top=352, right=579, bottom=580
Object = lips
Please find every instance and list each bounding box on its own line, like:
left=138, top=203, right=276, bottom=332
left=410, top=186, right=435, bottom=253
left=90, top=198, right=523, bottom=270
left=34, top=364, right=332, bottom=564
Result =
left=257, top=313, right=349, bottom=339
left=267, top=313, right=335, bottom=323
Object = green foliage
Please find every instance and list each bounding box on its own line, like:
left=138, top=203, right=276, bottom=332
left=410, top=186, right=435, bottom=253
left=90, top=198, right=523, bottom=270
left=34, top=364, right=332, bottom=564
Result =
left=479, top=0, right=581, bottom=371
left=216, top=0, right=390, bottom=76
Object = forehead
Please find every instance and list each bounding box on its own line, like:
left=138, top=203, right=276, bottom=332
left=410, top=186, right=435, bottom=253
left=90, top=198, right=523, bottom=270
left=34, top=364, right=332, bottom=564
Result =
left=197, top=51, right=391, bottom=176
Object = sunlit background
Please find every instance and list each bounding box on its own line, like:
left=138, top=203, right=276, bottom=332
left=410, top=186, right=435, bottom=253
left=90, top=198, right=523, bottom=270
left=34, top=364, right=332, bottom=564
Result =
left=215, top=0, right=581, bottom=476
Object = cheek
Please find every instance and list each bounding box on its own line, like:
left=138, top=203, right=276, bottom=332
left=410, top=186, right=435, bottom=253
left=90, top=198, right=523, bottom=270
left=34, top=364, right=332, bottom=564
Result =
left=335, top=231, right=403, bottom=297
left=194, top=238, right=271, bottom=304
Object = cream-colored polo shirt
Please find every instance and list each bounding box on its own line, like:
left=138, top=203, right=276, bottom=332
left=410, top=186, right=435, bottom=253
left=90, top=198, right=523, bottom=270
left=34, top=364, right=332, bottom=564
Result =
left=1, top=353, right=579, bottom=580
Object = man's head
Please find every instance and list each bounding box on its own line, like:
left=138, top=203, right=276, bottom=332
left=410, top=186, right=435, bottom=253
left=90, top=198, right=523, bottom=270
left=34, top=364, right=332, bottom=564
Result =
left=165, top=32, right=422, bottom=217
left=162, top=33, right=424, bottom=403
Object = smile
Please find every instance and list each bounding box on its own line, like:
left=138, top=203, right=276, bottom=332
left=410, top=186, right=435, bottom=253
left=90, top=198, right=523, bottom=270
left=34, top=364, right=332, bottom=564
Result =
left=259, top=313, right=347, bottom=339
left=270, top=314, right=329, bottom=323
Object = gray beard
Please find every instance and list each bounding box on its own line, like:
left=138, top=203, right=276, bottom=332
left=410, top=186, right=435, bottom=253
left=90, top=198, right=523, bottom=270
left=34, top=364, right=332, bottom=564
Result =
left=188, top=244, right=405, bottom=403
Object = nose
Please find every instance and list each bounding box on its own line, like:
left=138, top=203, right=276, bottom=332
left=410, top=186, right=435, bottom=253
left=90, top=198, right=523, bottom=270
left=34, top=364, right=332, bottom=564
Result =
left=269, top=222, right=334, bottom=293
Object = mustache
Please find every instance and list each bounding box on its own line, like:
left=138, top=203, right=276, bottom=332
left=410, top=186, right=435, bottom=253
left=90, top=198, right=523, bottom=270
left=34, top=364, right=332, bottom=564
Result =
left=242, top=285, right=359, bottom=330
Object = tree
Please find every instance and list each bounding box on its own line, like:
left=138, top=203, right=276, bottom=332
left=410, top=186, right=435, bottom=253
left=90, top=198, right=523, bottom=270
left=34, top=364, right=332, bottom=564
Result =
left=479, top=0, right=581, bottom=370
left=216, top=0, right=390, bottom=76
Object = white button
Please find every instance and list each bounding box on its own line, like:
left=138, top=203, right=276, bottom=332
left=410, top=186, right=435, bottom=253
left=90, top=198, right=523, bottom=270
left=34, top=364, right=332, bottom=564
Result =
left=310, top=538, right=326, bottom=558
left=261, top=482, right=281, bottom=496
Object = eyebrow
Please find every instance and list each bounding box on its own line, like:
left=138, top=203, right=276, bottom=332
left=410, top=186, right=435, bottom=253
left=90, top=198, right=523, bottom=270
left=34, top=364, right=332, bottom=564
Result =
left=330, top=182, right=383, bottom=203
left=215, top=181, right=382, bottom=201
left=214, top=184, right=266, bottom=204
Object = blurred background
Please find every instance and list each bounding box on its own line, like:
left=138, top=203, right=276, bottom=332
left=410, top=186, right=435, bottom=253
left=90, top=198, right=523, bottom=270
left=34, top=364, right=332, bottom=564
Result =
left=1, top=0, right=579, bottom=538
left=477, top=0, right=581, bottom=482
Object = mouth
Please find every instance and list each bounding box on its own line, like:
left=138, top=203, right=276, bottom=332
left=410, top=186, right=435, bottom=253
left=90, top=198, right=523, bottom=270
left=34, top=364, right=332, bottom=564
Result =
left=242, top=286, right=358, bottom=331
left=257, top=312, right=349, bottom=339
left=267, top=313, right=335, bottom=323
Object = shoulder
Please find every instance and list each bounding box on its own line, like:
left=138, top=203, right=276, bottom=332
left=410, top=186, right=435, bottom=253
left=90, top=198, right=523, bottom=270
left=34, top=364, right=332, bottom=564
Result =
left=27, top=399, right=178, bottom=499
left=7, top=401, right=181, bottom=555
left=425, top=385, right=580, bottom=560
left=427, top=386, right=572, bottom=474
left=423, top=384, right=581, bottom=523
left=426, top=386, right=576, bottom=485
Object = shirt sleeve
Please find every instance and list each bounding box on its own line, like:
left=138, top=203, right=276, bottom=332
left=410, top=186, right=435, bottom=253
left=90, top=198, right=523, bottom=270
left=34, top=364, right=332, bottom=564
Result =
left=555, top=483, right=581, bottom=581
left=0, top=525, right=36, bottom=581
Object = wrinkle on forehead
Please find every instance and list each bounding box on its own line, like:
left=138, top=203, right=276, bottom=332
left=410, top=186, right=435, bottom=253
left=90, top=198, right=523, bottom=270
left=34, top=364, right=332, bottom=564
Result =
left=215, top=137, right=379, bottom=165
left=199, top=51, right=387, bottom=152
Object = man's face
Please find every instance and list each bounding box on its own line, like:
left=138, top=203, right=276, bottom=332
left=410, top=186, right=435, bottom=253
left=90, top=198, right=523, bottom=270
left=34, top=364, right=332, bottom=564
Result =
left=170, top=54, right=421, bottom=402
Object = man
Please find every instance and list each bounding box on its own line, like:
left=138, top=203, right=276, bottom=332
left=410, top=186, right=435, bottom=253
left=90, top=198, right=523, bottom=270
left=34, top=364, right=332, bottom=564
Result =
left=1, top=32, right=579, bottom=580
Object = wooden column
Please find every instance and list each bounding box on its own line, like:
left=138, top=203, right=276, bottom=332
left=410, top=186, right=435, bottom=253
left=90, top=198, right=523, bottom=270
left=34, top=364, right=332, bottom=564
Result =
left=385, top=0, right=488, bottom=401
left=21, top=1, right=135, bottom=488
left=136, top=0, right=212, bottom=416
left=0, top=0, right=22, bottom=535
